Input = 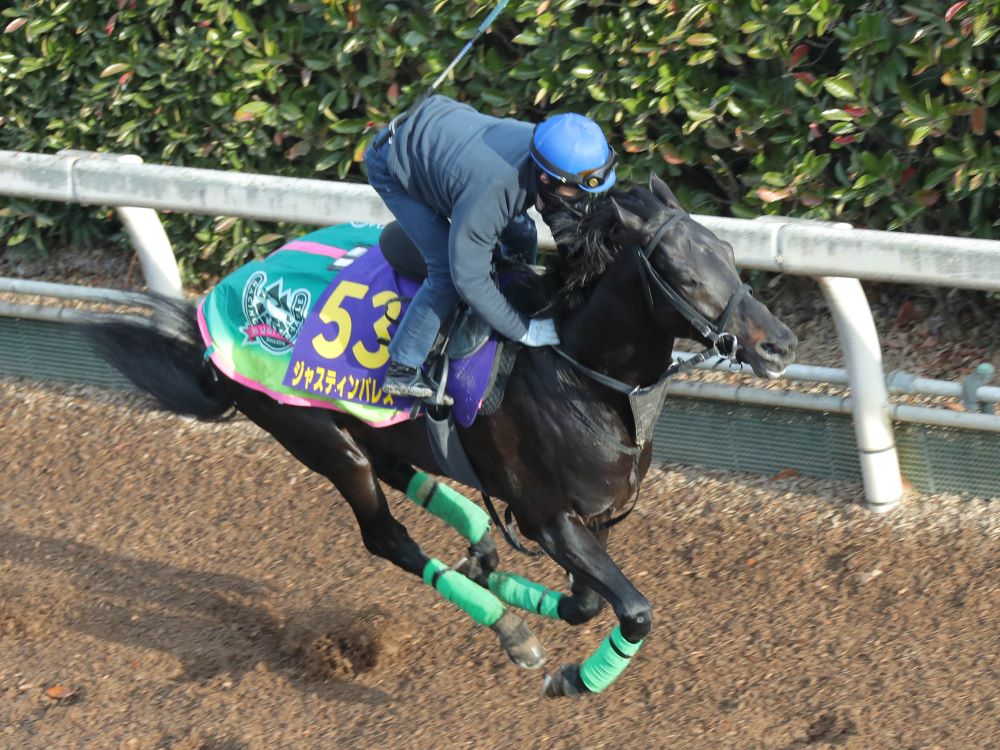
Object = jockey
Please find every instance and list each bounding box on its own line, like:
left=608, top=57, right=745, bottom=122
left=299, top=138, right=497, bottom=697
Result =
left=364, top=94, right=618, bottom=401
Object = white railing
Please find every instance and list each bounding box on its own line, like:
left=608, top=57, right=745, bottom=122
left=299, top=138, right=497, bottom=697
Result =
left=4, top=150, right=998, bottom=288
left=3, top=149, right=1000, bottom=509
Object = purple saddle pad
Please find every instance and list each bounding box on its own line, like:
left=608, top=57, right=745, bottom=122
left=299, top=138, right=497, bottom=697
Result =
left=283, top=242, right=499, bottom=428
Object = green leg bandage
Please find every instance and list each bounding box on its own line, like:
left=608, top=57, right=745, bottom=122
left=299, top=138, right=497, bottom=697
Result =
left=487, top=571, right=563, bottom=620
left=578, top=625, right=643, bottom=693
left=422, top=558, right=505, bottom=627
left=406, top=472, right=491, bottom=545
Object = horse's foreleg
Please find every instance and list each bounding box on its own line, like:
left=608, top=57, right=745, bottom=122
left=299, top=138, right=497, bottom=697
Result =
left=344, top=463, right=535, bottom=668
left=487, top=563, right=608, bottom=623
left=534, top=512, right=651, bottom=698
left=401, top=472, right=499, bottom=580
left=487, top=528, right=607, bottom=624
left=349, top=465, right=535, bottom=667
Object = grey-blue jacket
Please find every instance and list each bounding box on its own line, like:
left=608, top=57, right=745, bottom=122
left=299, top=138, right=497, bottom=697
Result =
left=386, top=95, right=537, bottom=341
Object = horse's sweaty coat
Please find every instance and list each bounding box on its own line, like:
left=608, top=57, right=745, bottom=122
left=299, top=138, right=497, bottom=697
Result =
left=197, top=224, right=499, bottom=427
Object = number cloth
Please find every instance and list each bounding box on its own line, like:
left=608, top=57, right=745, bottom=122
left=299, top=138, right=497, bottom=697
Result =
left=197, top=224, right=499, bottom=427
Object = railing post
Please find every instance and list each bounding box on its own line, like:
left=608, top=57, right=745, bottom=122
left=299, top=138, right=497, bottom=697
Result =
left=114, top=203, right=183, bottom=299
left=757, top=216, right=903, bottom=512
left=817, top=276, right=903, bottom=511
left=58, top=150, right=184, bottom=299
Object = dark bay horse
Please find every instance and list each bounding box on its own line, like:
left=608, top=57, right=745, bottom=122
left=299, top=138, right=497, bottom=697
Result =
left=89, top=175, right=796, bottom=698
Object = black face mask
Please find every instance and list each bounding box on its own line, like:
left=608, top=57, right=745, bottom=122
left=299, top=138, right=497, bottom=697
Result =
left=537, top=188, right=600, bottom=262
left=537, top=183, right=593, bottom=226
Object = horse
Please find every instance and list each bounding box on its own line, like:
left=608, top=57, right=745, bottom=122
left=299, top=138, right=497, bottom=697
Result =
left=87, top=174, right=797, bottom=698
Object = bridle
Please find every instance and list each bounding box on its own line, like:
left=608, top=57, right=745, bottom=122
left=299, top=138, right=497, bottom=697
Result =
left=488, top=209, right=754, bottom=556
left=633, top=210, right=752, bottom=375
left=534, top=210, right=753, bottom=543
left=554, top=209, right=753, bottom=397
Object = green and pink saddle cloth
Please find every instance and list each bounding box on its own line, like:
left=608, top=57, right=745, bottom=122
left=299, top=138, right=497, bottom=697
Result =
left=198, top=223, right=500, bottom=427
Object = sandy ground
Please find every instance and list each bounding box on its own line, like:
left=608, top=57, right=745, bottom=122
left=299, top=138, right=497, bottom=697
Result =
left=1, top=378, right=998, bottom=750
left=1, top=245, right=999, bottom=749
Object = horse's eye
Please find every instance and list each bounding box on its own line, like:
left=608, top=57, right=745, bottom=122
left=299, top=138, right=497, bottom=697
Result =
left=676, top=275, right=698, bottom=289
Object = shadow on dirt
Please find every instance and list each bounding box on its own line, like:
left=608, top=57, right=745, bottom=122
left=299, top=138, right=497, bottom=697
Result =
left=0, top=529, right=401, bottom=705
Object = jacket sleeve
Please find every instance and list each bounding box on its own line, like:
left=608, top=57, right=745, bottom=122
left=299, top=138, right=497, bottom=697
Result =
left=448, top=191, right=530, bottom=342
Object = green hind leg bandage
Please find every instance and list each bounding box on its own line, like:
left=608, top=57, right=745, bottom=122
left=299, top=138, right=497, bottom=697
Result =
left=578, top=625, right=643, bottom=693
left=422, top=558, right=505, bottom=627
left=487, top=571, right=564, bottom=620
left=406, top=472, right=491, bottom=545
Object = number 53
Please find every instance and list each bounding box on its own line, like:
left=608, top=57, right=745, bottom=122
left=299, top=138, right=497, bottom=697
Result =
left=311, top=281, right=401, bottom=369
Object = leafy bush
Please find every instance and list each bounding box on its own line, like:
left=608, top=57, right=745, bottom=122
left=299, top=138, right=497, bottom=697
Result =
left=1, top=0, right=997, bottom=283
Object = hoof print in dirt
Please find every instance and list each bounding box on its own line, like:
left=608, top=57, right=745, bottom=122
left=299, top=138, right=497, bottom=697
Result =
left=807, top=708, right=859, bottom=744
left=304, top=608, right=404, bottom=680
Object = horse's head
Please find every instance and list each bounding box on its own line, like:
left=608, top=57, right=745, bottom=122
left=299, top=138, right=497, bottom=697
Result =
left=611, top=175, right=797, bottom=378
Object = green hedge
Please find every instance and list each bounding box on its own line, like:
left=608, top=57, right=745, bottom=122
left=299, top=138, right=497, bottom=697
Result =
left=1, top=1, right=997, bottom=283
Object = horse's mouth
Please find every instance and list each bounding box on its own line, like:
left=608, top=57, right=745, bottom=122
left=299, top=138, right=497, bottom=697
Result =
left=736, top=348, right=790, bottom=380
left=760, top=362, right=788, bottom=379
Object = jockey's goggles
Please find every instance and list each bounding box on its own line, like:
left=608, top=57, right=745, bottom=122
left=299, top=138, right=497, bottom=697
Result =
left=530, top=141, right=620, bottom=192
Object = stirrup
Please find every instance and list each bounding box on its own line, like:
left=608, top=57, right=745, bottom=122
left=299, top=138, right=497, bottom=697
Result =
left=427, top=355, right=453, bottom=406
left=382, top=378, right=434, bottom=399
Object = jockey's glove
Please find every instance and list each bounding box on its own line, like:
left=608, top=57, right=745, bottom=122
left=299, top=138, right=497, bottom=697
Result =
left=519, top=318, right=560, bottom=347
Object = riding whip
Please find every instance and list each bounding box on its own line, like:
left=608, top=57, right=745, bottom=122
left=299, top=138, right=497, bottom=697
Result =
left=373, top=0, right=511, bottom=148
left=420, top=0, right=511, bottom=105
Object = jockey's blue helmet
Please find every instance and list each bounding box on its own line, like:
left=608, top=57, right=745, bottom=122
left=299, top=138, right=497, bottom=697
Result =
left=530, top=113, right=618, bottom=194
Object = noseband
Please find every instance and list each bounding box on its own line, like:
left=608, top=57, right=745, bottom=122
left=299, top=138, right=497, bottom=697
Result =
left=634, top=211, right=752, bottom=371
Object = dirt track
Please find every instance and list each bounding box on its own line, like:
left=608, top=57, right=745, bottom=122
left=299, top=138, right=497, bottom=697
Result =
left=2, top=376, right=998, bottom=750
left=3, top=244, right=1000, bottom=748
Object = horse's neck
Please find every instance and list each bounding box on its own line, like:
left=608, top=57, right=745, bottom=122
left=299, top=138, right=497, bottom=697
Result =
left=559, top=255, right=676, bottom=388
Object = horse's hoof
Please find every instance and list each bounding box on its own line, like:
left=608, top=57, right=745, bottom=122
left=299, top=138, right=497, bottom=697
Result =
left=541, top=664, right=588, bottom=698
left=491, top=611, right=546, bottom=670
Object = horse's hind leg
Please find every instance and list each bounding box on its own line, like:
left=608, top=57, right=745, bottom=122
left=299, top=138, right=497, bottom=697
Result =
left=368, top=454, right=499, bottom=584
left=220, top=384, right=542, bottom=668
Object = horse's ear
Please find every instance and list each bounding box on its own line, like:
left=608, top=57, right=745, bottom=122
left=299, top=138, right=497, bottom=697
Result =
left=649, top=173, right=681, bottom=210
left=612, top=198, right=644, bottom=232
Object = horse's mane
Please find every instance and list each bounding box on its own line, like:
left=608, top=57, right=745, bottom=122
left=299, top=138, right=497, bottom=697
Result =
left=505, top=185, right=664, bottom=316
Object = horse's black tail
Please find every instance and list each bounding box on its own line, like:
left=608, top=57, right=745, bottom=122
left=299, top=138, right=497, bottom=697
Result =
left=84, top=296, right=232, bottom=421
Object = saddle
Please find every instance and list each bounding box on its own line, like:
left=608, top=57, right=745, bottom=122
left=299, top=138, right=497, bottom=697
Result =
left=378, top=221, right=510, bottom=490
left=379, top=220, right=494, bottom=374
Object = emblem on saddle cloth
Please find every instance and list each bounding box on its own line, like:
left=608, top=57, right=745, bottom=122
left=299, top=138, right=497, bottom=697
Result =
left=198, top=223, right=501, bottom=429
left=240, top=272, right=311, bottom=353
